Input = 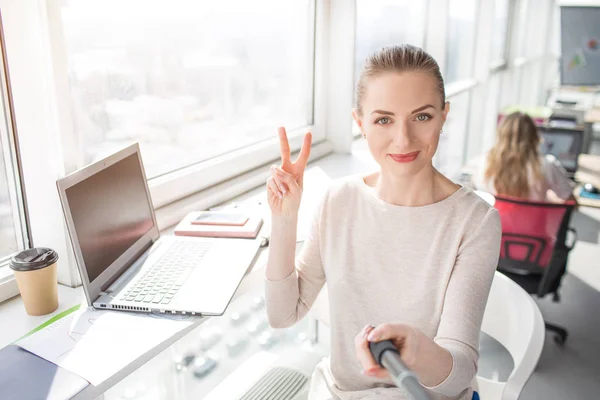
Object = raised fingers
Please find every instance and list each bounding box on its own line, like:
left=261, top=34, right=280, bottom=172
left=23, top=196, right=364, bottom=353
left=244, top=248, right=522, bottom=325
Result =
left=294, top=131, right=312, bottom=168
left=278, top=127, right=291, bottom=166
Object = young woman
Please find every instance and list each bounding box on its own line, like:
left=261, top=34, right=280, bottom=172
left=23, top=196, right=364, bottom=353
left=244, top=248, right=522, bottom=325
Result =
left=264, top=45, right=500, bottom=400
left=472, top=111, right=575, bottom=202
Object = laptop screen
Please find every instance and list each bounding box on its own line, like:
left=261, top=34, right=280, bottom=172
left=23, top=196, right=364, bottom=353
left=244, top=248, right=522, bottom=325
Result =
left=65, top=153, right=155, bottom=283
left=539, top=128, right=583, bottom=173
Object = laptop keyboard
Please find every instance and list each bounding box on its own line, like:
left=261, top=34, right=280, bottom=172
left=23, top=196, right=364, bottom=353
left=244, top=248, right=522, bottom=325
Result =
left=120, top=240, right=212, bottom=305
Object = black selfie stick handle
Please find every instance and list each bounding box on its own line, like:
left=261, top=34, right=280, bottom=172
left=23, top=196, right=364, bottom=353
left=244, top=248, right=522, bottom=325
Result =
left=369, top=339, right=430, bottom=400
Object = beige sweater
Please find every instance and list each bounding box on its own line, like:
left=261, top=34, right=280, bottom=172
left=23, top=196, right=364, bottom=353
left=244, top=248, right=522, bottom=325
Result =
left=265, top=176, right=501, bottom=400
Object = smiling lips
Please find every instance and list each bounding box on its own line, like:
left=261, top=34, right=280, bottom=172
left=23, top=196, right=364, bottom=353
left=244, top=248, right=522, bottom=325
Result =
left=389, top=151, right=420, bottom=163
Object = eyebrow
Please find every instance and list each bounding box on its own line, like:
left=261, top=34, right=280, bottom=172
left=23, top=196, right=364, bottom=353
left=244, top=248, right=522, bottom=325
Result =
left=411, top=104, right=436, bottom=113
left=371, top=109, right=395, bottom=116
left=370, top=104, right=436, bottom=116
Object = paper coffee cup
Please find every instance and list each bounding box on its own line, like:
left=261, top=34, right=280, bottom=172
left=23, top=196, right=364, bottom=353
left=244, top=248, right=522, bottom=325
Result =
left=10, top=248, right=59, bottom=316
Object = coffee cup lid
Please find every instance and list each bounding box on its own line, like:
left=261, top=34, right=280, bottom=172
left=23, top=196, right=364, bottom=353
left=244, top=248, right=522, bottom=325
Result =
left=10, top=248, right=58, bottom=272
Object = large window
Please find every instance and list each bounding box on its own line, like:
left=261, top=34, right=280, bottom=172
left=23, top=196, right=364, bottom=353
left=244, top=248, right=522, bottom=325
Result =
left=512, top=0, right=530, bottom=58
left=0, top=140, right=20, bottom=259
left=59, top=0, right=315, bottom=179
left=355, top=0, right=427, bottom=77
left=436, top=92, right=471, bottom=180
left=0, top=25, right=28, bottom=264
left=490, top=0, right=511, bottom=64
left=445, top=0, right=478, bottom=83
left=481, top=74, right=502, bottom=153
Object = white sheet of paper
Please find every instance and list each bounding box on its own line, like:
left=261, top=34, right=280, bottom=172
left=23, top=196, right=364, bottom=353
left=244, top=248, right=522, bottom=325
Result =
left=18, top=307, right=195, bottom=385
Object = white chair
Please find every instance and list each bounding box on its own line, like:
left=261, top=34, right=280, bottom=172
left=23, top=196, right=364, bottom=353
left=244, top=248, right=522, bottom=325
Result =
left=477, top=272, right=545, bottom=400
left=309, top=271, right=545, bottom=400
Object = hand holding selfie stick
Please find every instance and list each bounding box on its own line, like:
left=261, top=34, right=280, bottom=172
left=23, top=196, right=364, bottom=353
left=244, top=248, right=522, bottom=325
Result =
left=369, top=339, right=430, bottom=400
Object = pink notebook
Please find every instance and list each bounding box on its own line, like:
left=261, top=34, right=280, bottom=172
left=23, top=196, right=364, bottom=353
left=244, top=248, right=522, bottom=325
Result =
left=174, top=211, right=263, bottom=239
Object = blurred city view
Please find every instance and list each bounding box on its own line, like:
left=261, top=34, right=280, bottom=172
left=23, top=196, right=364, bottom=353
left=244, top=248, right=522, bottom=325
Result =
left=60, top=0, right=314, bottom=179
left=0, top=140, right=19, bottom=258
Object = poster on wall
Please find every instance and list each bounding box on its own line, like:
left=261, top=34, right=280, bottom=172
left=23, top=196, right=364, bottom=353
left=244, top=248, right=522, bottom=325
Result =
left=583, top=36, right=599, bottom=54
left=566, top=48, right=586, bottom=71
left=560, top=7, right=600, bottom=86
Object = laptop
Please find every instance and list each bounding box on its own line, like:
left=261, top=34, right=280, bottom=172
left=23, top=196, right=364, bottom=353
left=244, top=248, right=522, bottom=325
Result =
left=56, top=143, right=261, bottom=316
left=539, top=126, right=584, bottom=177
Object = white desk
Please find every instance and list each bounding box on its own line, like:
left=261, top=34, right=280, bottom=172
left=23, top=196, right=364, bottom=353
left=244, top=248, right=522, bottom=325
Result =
left=0, top=284, right=84, bottom=348
left=0, top=248, right=270, bottom=400
left=74, top=252, right=270, bottom=400
left=0, top=164, right=332, bottom=400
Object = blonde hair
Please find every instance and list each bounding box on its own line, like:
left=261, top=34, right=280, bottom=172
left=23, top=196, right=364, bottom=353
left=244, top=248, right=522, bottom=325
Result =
left=484, top=112, right=542, bottom=198
left=355, top=45, right=445, bottom=115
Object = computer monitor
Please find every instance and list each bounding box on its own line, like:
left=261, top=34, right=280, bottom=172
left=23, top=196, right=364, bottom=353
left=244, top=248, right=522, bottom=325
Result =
left=539, top=127, right=583, bottom=174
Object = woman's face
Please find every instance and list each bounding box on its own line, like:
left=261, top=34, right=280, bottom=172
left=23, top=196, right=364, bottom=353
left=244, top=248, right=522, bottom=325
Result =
left=353, top=71, right=449, bottom=177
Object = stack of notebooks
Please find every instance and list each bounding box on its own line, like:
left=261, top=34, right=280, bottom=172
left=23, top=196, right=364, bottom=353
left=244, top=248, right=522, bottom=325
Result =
left=174, top=211, right=263, bottom=239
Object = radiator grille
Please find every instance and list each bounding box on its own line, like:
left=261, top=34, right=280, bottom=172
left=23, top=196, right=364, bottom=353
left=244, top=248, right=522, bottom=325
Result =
left=239, top=366, right=308, bottom=400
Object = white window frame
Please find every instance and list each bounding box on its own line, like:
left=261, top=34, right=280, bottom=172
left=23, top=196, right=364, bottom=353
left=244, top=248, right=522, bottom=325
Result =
left=443, top=0, right=480, bottom=85
left=0, top=8, right=31, bottom=302
left=465, top=0, right=500, bottom=160
left=489, top=0, right=516, bottom=70
left=0, top=0, right=82, bottom=297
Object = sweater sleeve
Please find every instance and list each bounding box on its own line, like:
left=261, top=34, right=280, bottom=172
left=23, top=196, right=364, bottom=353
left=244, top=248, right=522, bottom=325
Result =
left=424, top=207, right=502, bottom=396
left=264, top=192, right=327, bottom=329
left=543, top=155, right=575, bottom=200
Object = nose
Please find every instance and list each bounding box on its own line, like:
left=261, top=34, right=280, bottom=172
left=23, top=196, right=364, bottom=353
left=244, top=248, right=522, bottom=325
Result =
left=392, top=119, right=411, bottom=149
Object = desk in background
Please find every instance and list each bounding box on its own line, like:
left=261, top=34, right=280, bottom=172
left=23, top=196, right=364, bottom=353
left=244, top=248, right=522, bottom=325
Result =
left=584, top=108, right=600, bottom=154
left=575, top=154, right=600, bottom=208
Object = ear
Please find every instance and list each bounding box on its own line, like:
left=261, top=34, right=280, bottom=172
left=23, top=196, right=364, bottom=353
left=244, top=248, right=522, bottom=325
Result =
left=442, top=101, right=450, bottom=123
left=352, top=108, right=363, bottom=130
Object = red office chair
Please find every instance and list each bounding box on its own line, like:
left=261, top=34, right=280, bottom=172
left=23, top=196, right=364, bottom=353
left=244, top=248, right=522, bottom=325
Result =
left=494, top=195, right=577, bottom=345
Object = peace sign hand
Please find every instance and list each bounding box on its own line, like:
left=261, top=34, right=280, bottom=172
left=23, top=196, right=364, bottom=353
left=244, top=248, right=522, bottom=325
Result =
left=266, top=127, right=312, bottom=217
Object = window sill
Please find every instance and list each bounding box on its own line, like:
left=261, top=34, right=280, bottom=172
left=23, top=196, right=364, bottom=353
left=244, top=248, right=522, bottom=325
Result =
left=512, top=57, right=528, bottom=68
left=489, top=60, right=508, bottom=73
left=0, top=283, right=84, bottom=349
left=446, top=79, right=478, bottom=98
left=149, top=127, right=324, bottom=210
left=154, top=138, right=334, bottom=231
left=0, top=265, right=19, bottom=303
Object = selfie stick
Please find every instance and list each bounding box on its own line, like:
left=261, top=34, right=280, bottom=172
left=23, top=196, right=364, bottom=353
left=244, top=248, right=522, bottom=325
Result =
left=369, top=340, right=430, bottom=400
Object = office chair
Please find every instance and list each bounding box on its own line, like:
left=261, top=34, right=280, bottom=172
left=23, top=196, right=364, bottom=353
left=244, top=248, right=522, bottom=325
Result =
left=478, top=273, right=545, bottom=400
left=494, top=195, right=577, bottom=345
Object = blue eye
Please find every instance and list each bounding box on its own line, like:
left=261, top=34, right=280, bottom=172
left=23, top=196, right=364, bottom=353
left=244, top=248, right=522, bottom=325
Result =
left=376, top=117, right=391, bottom=125
left=416, top=114, right=431, bottom=122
